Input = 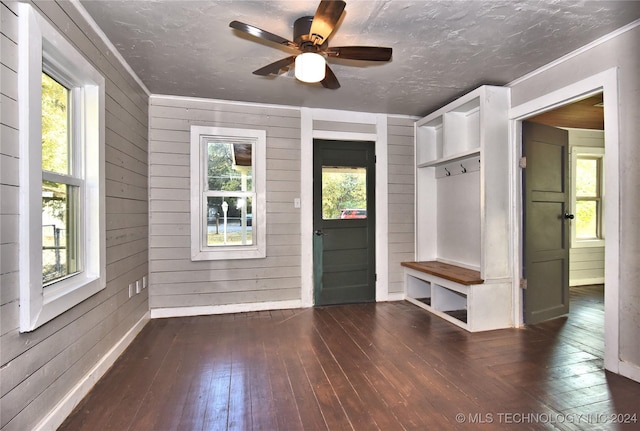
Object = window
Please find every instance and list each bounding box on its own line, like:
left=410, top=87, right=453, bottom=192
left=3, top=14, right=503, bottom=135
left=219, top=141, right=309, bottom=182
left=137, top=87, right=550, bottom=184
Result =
left=41, top=72, right=81, bottom=285
left=19, top=4, right=105, bottom=332
left=190, top=126, right=266, bottom=260
left=571, top=147, right=604, bottom=247
left=322, top=166, right=367, bottom=220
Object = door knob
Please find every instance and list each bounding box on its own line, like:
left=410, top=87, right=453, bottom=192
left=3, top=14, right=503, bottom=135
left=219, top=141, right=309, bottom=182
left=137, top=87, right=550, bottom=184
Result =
left=564, top=213, right=575, bottom=220
left=314, top=230, right=326, bottom=236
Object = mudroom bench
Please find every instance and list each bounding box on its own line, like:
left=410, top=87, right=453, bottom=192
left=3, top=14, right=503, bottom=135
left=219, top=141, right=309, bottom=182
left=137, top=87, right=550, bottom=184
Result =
left=402, top=261, right=510, bottom=332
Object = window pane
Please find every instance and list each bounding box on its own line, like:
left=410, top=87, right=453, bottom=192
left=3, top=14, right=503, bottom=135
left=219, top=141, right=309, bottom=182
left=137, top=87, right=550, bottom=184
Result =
left=41, top=72, right=70, bottom=175
left=207, top=196, right=253, bottom=246
left=207, top=141, right=253, bottom=192
left=42, top=181, right=80, bottom=284
left=322, top=166, right=367, bottom=220
left=576, top=158, right=598, bottom=197
left=576, top=200, right=598, bottom=239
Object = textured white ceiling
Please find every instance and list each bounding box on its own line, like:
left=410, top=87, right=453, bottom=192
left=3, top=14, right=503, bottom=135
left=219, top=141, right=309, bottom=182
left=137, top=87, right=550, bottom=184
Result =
left=79, top=0, right=640, bottom=116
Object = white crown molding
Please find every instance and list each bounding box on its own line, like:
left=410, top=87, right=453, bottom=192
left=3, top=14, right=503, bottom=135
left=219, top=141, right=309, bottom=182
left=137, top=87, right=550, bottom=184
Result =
left=388, top=114, right=421, bottom=120
left=150, top=93, right=302, bottom=112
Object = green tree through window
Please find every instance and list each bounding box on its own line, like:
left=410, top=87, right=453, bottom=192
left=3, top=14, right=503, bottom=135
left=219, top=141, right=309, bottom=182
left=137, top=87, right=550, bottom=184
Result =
left=322, top=167, right=367, bottom=219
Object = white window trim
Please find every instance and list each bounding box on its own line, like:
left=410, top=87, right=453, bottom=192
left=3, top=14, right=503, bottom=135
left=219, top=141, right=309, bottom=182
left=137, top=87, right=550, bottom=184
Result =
left=190, top=126, right=266, bottom=260
left=18, top=4, right=106, bottom=332
left=570, top=146, right=605, bottom=248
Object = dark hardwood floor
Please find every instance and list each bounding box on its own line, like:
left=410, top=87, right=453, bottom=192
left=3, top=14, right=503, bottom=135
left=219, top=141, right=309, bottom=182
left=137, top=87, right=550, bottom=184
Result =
left=59, top=285, right=640, bottom=430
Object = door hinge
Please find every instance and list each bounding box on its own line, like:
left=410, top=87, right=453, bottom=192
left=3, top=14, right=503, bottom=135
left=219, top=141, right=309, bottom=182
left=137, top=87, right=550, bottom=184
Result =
left=374, top=155, right=377, bottom=163
left=519, top=156, right=527, bottom=169
left=520, top=278, right=528, bottom=290
left=375, top=273, right=377, bottom=282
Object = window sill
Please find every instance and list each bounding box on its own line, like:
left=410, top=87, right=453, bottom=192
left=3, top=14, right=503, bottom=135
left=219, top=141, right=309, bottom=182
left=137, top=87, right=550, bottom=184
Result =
left=191, top=245, right=266, bottom=261
left=572, top=239, right=605, bottom=249
left=23, top=274, right=104, bottom=332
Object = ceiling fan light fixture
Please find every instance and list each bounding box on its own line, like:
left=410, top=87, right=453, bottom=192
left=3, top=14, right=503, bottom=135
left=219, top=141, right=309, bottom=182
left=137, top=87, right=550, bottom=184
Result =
left=295, top=52, right=325, bottom=83
left=231, top=0, right=390, bottom=90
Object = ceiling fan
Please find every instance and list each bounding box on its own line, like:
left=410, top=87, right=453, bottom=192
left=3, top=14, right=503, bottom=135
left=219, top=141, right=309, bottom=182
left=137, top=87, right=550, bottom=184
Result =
left=229, top=0, right=392, bottom=89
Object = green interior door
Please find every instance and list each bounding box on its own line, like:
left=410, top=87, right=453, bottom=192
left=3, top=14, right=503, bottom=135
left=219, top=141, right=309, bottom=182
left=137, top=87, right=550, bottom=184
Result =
left=313, top=139, right=376, bottom=306
left=523, top=121, right=571, bottom=324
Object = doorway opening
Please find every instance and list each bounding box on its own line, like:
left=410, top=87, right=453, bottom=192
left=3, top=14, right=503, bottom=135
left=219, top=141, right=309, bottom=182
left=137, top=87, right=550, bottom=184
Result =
left=522, top=92, right=605, bottom=355
left=510, top=69, right=620, bottom=373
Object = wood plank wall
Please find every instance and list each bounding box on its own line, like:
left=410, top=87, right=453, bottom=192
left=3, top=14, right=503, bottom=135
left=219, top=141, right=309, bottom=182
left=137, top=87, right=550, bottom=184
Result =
left=149, top=99, right=417, bottom=309
left=386, top=116, right=416, bottom=295
left=0, top=2, right=149, bottom=430
left=148, top=97, right=303, bottom=311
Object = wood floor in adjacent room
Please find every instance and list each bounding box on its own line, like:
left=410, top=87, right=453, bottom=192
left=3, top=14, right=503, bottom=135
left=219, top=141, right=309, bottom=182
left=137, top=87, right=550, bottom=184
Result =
left=59, top=285, right=640, bottom=431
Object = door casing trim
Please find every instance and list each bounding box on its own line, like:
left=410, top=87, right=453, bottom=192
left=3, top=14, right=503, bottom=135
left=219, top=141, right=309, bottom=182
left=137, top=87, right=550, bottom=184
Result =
left=509, top=68, right=620, bottom=373
left=301, top=108, right=388, bottom=307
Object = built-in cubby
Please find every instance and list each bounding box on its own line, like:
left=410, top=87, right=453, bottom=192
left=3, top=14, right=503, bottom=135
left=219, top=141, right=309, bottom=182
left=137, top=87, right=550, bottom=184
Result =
left=405, top=85, right=513, bottom=332
left=416, top=97, right=481, bottom=167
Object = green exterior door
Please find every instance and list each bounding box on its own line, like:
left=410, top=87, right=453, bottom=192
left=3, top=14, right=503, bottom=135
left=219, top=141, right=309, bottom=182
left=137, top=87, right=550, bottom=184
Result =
left=313, top=139, right=376, bottom=306
left=523, top=121, right=571, bottom=324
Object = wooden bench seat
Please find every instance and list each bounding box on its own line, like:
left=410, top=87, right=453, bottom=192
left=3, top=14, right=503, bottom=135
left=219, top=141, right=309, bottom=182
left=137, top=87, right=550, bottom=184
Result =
left=401, top=261, right=483, bottom=285
left=401, top=261, right=511, bottom=332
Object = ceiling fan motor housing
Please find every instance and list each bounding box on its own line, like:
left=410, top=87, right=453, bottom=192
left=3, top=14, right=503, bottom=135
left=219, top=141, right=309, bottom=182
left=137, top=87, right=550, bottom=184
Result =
left=294, top=16, right=318, bottom=50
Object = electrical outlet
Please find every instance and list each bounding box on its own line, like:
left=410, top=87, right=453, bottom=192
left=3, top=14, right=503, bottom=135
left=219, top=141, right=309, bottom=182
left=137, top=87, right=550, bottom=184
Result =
left=128, top=283, right=134, bottom=298
left=136, top=280, right=141, bottom=294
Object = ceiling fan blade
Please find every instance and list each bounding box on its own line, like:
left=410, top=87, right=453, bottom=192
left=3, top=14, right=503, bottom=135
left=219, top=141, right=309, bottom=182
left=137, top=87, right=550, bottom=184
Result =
left=321, top=64, right=340, bottom=89
left=326, top=46, right=393, bottom=61
left=252, top=56, right=297, bottom=76
left=309, top=0, right=346, bottom=45
left=230, top=21, right=298, bottom=49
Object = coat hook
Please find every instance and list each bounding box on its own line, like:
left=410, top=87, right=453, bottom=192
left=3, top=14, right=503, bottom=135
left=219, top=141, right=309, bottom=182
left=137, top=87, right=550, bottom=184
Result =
left=444, top=167, right=451, bottom=176
left=460, top=164, right=467, bottom=173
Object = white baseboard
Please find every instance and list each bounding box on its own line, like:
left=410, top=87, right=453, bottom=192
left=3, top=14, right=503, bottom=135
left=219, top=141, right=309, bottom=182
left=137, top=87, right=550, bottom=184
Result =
left=569, top=277, right=605, bottom=287
left=386, top=292, right=406, bottom=301
left=34, top=312, right=150, bottom=431
left=151, top=296, right=412, bottom=319
left=150, top=299, right=304, bottom=319
left=619, top=360, right=640, bottom=384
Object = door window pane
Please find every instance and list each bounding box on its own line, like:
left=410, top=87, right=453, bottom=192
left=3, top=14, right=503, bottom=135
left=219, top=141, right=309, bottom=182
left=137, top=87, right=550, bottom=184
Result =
left=41, top=72, right=70, bottom=175
left=322, top=166, right=367, bottom=220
